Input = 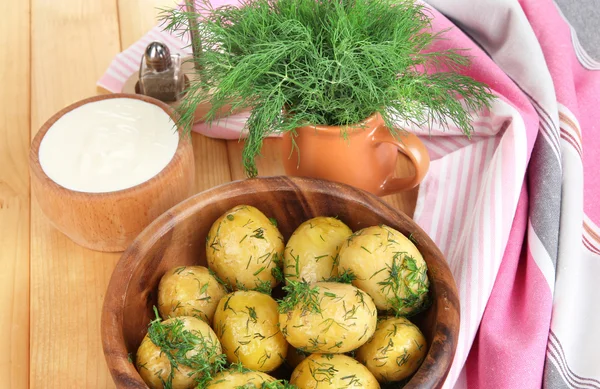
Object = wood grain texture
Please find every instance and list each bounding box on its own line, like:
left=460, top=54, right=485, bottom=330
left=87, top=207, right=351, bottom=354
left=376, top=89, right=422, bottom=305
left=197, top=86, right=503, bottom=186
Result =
left=101, top=177, right=459, bottom=389
left=30, top=0, right=122, bottom=387
left=117, top=0, right=178, bottom=49
left=192, top=134, right=232, bottom=191
left=227, top=138, right=286, bottom=180
left=0, top=1, right=30, bottom=388
left=29, top=94, right=195, bottom=252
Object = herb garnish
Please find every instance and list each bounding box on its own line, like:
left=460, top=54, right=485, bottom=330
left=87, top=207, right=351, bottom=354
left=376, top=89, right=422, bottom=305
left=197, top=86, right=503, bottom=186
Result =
left=234, top=380, right=298, bottom=389
left=209, top=268, right=231, bottom=292
left=325, top=269, right=357, bottom=284
left=251, top=228, right=265, bottom=239
left=271, top=254, right=284, bottom=283
left=377, top=253, right=429, bottom=315
left=146, top=307, right=227, bottom=388
left=278, top=280, right=321, bottom=314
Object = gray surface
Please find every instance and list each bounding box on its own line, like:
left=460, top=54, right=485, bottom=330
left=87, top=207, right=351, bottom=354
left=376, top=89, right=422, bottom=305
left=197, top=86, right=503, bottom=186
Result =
left=528, top=132, right=562, bottom=269
left=555, top=0, right=600, bottom=60
left=543, top=358, right=570, bottom=389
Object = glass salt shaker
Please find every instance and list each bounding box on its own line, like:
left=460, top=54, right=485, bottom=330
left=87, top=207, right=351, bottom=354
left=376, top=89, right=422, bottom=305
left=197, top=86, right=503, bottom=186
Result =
left=138, top=42, right=185, bottom=102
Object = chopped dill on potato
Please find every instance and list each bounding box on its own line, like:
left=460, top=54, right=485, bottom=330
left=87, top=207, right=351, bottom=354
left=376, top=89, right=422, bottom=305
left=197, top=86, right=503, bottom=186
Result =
left=378, top=253, right=429, bottom=316
left=278, top=280, right=322, bottom=314
left=234, top=380, right=298, bottom=389
left=146, top=307, right=227, bottom=389
left=325, top=269, right=357, bottom=284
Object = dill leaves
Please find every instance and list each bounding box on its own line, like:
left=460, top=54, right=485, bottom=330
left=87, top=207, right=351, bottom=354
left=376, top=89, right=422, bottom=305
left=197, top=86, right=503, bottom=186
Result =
left=234, top=380, right=298, bottom=389
left=146, top=307, right=227, bottom=388
left=378, top=253, right=429, bottom=316
left=277, top=280, right=322, bottom=314
left=160, top=0, right=494, bottom=176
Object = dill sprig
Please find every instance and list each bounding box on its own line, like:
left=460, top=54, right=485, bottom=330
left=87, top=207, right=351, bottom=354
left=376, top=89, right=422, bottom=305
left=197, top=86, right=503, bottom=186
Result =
left=235, top=380, right=298, bottom=389
left=159, top=0, right=494, bottom=177
left=210, top=366, right=298, bottom=389
left=234, top=278, right=273, bottom=294
left=271, top=253, right=285, bottom=284
left=146, top=307, right=227, bottom=388
left=378, top=254, right=429, bottom=316
left=278, top=280, right=321, bottom=314
left=209, top=268, right=232, bottom=293
left=325, top=269, right=357, bottom=284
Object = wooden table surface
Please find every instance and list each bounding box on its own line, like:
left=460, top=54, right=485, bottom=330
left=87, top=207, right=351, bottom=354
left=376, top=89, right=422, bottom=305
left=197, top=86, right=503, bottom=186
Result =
left=0, top=1, right=417, bottom=387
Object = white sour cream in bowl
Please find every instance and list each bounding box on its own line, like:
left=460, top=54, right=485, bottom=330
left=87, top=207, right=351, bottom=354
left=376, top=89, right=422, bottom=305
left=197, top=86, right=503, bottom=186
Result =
left=38, top=97, right=179, bottom=193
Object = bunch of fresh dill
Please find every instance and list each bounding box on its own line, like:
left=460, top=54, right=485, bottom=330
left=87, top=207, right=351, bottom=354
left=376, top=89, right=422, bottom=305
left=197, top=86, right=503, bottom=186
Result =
left=160, top=0, right=494, bottom=176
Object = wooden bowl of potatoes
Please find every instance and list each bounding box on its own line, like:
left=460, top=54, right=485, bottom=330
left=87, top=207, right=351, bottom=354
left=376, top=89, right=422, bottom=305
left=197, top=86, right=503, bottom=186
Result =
left=101, top=176, right=459, bottom=389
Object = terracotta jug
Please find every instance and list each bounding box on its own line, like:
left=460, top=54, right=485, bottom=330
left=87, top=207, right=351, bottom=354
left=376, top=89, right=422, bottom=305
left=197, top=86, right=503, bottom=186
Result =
left=281, top=113, right=430, bottom=196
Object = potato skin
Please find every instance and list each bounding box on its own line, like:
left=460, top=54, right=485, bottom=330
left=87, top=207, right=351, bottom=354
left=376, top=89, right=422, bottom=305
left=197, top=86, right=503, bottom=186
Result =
left=158, top=266, right=227, bottom=324
left=206, top=205, right=284, bottom=291
left=206, top=369, right=275, bottom=388
left=290, top=354, right=380, bottom=389
left=213, top=291, right=287, bottom=371
left=136, top=316, right=222, bottom=389
left=338, top=225, right=429, bottom=315
left=284, top=217, right=352, bottom=283
left=355, top=317, right=427, bottom=382
left=279, top=282, right=377, bottom=353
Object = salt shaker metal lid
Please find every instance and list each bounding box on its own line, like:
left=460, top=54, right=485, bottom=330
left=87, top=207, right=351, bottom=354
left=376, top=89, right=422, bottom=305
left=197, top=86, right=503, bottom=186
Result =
left=144, top=41, right=172, bottom=72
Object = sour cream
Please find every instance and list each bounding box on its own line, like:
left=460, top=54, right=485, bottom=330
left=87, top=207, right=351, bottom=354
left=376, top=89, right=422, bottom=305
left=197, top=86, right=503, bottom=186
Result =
left=39, top=98, right=179, bottom=193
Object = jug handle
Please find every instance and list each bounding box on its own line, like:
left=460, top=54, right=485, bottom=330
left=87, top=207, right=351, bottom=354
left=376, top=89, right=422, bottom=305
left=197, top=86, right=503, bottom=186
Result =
left=373, top=125, right=430, bottom=196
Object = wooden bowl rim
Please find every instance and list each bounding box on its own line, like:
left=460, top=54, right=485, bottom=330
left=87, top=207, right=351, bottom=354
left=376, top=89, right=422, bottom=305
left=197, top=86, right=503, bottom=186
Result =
left=29, top=93, right=188, bottom=199
left=101, top=176, right=460, bottom=389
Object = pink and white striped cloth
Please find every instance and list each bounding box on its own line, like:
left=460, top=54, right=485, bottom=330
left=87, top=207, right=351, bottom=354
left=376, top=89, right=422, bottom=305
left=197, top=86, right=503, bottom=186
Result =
left=98, top=1, right=600, bottom=387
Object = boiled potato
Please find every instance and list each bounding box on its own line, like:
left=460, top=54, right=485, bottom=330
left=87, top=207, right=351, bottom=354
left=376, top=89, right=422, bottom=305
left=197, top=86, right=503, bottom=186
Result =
left=158, top=266, right=227, bottom=323
left=136, top=316, right=222, bottom=389
left=206, top=205, right=284, bottom=291
left=279, top=282, right=377, bottom=353
left=213, top=291, right=287, bottom=371
left=356, top=317, right=427, bottom=382
left=338, top=225, right=429, bottom=315
left=291, top=354, right=380, bottom=389
left=206, top=369, right=276, bottom=388
left=284, top=217, right=352, bottom=283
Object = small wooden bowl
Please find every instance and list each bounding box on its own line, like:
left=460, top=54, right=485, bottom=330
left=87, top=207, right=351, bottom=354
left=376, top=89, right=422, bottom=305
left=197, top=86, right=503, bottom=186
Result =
left=29, top=93, right=195, bottom=252
left=101, top=176, right=460, bottom=388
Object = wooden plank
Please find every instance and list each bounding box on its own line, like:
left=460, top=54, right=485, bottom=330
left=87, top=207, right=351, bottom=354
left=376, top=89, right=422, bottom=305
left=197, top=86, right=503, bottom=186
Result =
left=227, top=138, right=286, bottom=180
left=117, top=0, right=178, bottom=49
left=0, top=2, right=30, bottom=388
left=30, top=1, right=121, bottom=387
left=192, top=134, right=233, bottom=191
left=228, top=139, right=417, bottom=216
